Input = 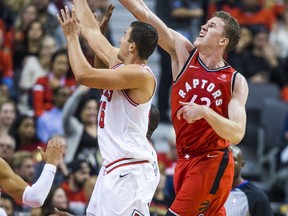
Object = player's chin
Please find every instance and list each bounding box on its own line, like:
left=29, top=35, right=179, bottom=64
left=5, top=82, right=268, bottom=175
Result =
left=193, top=38, right=202, bottom=47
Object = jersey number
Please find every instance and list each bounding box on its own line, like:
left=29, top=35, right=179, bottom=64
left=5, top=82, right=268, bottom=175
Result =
left=99, top=90, right=113, bottom=128
left=99, top=101, right=106, bottom=128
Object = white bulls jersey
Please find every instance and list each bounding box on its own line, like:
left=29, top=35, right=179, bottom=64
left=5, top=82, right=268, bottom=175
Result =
left=86, top=63, right=159, bottom=216
left=98, top=63, right=157, bottom=166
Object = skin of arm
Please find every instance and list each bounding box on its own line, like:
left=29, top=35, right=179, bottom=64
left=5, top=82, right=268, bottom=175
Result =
left=72, top=0, right=119, bottom=68
left=118, top=0, right=194, bottom=79
left=0, top=138, right=65, bottom=203
left=58, top=6, right=154, bottom=103
left=93, top=4, right=115, bottom=69
left=177, top=74, right=248, bottom=144
left=172, top=7, right=203, bottom=19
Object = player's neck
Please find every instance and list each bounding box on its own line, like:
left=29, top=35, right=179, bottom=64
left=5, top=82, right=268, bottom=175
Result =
left=123, top=55, right=147, bottom=65
left=232, top=176, right=246, bottom=189
left=198, top=52, right=224, bottom=69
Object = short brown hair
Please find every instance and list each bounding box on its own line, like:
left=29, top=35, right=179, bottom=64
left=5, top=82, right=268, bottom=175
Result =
left=215, top=11, right=240, bottom=53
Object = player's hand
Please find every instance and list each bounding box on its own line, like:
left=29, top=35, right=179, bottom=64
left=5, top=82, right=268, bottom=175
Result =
left=57, top=5, right=80, bottom=38
left=38, top=138, right=65, bottom=166
left=49, top=208, right=73, bottom=216
left=99, top=4, right=115, bottom=34
left=176, top=101, right=203, bottom=123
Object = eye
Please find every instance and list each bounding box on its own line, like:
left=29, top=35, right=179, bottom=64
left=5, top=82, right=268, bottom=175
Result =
left=208, top=24, right=215, bottom=28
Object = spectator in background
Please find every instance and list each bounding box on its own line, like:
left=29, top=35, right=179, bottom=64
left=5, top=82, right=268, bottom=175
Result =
left=33, top=48, right=76, bottom=117
left=0, top=134, right=16, bottom=166
left=207, top=0, right=239, bottom=19
left=0, top=194, right=16, bottom=216
left=171, top=0, right=205, bottom=42
left=62, top=85, right=100, bottom=173
left=0, top=27, right=14, bottom=94
left=0, top=84, right=9, bottom=105
left=157, top=127, right=177, bottom=200
left=227, top=26, right=253, bottom=73
left=42, top=186, right=73, bottom=216
left=0, top=100, right=17, bottom=137
left=229, top=0, right=276, bottom=31
left=33, top=0, right=66, bottom=48
left=0, top=0, right=14, bottom=31
left=9, top=115, right=45, bottom=159
left=241, top=25, right=285, bottom=87
left=11, top=3, right=38, bottom=74
left=150, top=173, right=174, bottom=216
left=37, top=86, right=71, bottom=143
left=224, top=145, right=273, bottom=216
left=155, top=0, right=173, bottom=123
left=61, top=159, right=92, bottom=215
left=13, top=19, right=46, bottom=75
left=269, top=5, right=288, bottom=66
left=18, top=35, right=57, bottom=115
left=10, top=151, right=36, bottom=215
left=9, top=3, right=38, bottom=50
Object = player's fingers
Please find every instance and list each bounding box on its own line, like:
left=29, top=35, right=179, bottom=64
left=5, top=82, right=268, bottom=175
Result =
left=179, top=101, right=189, bottom=106
left=176, top=107, right=184, bottom=120
left=71, top=5, right=77, bottom=20
left=65, top=5, right=70, bottom=18
left=37, top=146, right=45, bottom=157
left=60, top=9, right=67, bottom=22
left=57, top=12, right=64, bottom=24
left=106, top=4, right=115, bottom=17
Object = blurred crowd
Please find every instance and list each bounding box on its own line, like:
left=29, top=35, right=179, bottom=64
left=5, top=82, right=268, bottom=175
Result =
left=1, top=0, right=288, bottom=215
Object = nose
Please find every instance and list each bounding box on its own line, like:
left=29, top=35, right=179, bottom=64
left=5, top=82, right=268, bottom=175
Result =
left=201, top=23, right=207, bottom=31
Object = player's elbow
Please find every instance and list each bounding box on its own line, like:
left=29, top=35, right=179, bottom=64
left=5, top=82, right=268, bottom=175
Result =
left=23, top=194, right=45, bottom=208
left=29, top=198, right=45, bottom=208
left=74, top=67, right=90, bottom=84
left=230, top=131, right=245, bottom=145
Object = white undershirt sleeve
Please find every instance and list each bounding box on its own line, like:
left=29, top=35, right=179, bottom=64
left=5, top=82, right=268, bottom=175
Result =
left=22, top=164, right=56, bottom=207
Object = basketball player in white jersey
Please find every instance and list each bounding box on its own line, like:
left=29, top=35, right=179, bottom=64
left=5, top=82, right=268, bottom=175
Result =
left=57, top=1, right=160, bottom=215
left=0, top=138, right=65, bottom=215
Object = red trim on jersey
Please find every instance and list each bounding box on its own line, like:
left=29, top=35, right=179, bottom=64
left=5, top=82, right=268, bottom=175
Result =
left=111, top=63, right=124, bottom=69
left=105, top=157, right=133, bottom=168
left=105, top=158, right=149, bottom=174
left=121, top=90, right=139, bottom=106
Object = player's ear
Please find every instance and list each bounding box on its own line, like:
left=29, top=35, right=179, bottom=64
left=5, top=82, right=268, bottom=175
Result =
left=129, top=42, right=136, bottom=52
left=219, top=37, right=229, bottom=46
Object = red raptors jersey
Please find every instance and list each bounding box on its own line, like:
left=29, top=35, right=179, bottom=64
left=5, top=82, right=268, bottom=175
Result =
left=171, top=49, right=238, bottom=156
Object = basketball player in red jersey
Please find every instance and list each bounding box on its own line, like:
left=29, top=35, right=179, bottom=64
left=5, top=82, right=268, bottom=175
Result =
left=118, top=1, right=248, bottom=215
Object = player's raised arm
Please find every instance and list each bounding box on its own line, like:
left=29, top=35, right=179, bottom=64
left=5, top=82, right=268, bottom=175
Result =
left=94, top=4, right=115, bottom=69
left=71, top=0, right=119, bottom=67
left=118, top=0, right=193, bottom=79
left=0, top=138, right=65, bottom=207
left=118, top=0, right=177, bottom=53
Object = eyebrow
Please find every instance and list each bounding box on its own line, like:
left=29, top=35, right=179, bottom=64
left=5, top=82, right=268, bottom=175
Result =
left=208, top=21, right=217, bottom=27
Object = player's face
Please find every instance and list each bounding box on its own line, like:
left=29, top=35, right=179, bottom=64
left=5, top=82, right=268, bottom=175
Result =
left=117, top=27, right=133, bottom=61
left=194, top=17, right=227, bottom=50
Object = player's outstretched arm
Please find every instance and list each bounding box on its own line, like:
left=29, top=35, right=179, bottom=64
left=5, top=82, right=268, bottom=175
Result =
left=118, top=0, right=175, bottom=53
left=0, top=138, right=65, bottom=207
left=118, top=0, right=193, bottom=79
left=93, top=4, right=115, bottom=69
left=58, top=6, right=153, bottom=91
left=72, top=0, right=119, bottom=67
